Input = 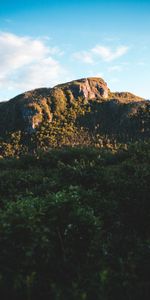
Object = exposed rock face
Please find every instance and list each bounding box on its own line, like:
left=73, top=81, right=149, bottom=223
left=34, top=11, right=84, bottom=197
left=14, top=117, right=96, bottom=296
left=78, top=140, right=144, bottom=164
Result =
left=0, top=77, right=146, bottom=134
left=0, top=89, right=53, bottom=133
left=55, top=77, right=109, bottom=100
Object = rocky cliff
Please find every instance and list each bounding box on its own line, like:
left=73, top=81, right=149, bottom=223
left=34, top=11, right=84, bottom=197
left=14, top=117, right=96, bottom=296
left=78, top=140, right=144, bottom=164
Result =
left=0, top=77, right=146, bottom=135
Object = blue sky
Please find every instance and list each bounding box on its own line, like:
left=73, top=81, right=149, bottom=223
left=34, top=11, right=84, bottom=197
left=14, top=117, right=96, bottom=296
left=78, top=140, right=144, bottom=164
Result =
left=0, top=0, right=150, bottom=100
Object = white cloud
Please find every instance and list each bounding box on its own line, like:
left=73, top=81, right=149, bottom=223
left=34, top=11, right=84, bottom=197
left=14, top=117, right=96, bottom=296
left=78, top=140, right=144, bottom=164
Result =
left=6, top=58, right=65, bottom=91
left=0, top=32, right=66, bottom=99
left=73, top=45, right=129, bottom=64
left=92, top=45, right=128, bottom=61
left=73, top=51, right=94, bottom=64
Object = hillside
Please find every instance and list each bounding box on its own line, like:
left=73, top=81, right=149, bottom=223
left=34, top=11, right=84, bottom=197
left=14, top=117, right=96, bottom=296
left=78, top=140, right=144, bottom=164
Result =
left=0, top=77, right=149, bottom=157
left=0, top=78, right=107, bottom=133
left=0, top=77, right=149, bottom=299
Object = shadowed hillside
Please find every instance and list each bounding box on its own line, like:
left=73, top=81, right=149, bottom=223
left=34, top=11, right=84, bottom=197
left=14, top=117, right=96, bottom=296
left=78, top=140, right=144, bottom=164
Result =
left=0, top=77, right=149, bottom=299
left=0, top=77, right=149, bottom=157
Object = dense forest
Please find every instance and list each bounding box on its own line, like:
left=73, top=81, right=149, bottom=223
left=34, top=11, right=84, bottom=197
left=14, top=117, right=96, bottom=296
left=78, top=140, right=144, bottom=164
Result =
left=0, top=141, right=150, bottom=299
left=0, top=78, right=150, bottom=299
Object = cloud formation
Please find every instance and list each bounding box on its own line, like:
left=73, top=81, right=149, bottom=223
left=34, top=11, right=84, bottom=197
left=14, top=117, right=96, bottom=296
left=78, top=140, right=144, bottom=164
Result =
left=92, top=45, right=128, bottom=61
left=73, top=51, right=94, bottom=64
left=73, top=45, right=129, bottom=64
left=0, top=32, right=66, bottom=98
left=0, top=33, right=130, bottom=100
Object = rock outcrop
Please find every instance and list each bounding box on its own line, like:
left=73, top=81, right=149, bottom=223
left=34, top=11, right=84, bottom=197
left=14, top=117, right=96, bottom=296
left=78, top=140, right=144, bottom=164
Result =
left=0, top=77, right=146, bottom=134
left=55, top=77, right=109, bottom=100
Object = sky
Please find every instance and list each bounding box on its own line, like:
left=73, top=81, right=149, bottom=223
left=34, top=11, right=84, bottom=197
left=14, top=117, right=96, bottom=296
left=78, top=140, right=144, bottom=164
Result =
left=0, top=0, right=150, bottom=100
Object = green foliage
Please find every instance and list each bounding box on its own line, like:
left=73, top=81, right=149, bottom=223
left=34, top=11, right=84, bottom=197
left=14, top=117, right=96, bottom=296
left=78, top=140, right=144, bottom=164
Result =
left=0, top=142, right=150, bottom=299
left=0, top=98, right=149, bottom=158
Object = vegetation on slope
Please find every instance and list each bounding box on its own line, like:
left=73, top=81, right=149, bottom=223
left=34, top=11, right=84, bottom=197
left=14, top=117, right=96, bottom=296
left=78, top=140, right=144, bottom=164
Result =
left=0, top=98, right=149, bottom=157
left=0, top=77, right=149, bottom=299
left=0, top=77, right=149, bottom=156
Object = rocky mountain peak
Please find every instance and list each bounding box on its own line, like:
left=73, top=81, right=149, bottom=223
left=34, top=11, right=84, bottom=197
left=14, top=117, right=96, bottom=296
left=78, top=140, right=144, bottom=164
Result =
left=0, top=76, right=146, bottom=134
left=55, top=77, right=109, bottom=100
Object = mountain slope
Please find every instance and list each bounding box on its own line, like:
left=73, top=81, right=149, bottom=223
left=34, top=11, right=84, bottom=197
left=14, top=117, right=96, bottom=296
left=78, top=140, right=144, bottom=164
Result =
left=0, top=77, right=149, bottom=156
left=0, top=77, right=145, bottom=133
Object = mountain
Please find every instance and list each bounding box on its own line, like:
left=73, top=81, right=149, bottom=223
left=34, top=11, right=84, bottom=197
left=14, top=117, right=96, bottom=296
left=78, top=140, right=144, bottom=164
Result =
left=0, top=77, right=149, bottom=156
left=0, top=77, right=107, bottom=132
left=0, top=77, right=145, bottom=132
left=0, top=78, right=149, bottom=298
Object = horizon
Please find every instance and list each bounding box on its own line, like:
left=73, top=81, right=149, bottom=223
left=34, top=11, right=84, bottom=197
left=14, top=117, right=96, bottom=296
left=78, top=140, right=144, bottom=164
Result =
left=1, top=76, right=147, bottom=102
left=0, top=0, right=150, bottom=100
